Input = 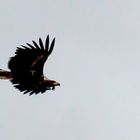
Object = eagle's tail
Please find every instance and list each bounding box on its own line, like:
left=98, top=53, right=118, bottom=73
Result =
left=0, top=69, right=12, bottom=79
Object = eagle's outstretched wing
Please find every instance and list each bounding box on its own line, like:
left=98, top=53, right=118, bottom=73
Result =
left=8, top=35, right=55, bottom=94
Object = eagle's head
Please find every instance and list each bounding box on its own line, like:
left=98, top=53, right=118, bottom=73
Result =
left=43, top=76, right=60, bottom=90
left=51, top=80, right=60, bottom=90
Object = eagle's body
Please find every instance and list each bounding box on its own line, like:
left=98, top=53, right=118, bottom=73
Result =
left=0, top=35, right=60, bottom=95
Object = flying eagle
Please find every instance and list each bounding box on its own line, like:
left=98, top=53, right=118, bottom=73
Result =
left=0, top=35, right=60, bottom=95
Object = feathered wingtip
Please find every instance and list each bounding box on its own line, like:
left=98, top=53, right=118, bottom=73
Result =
left=16, top=35, right=55, bottom=55
left=26, top=35, right=55, bottom=54
left=33, top=35, right=55, bottom=55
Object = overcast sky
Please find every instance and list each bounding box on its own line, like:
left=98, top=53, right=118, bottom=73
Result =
left=1, top=0, right=140, bottom=140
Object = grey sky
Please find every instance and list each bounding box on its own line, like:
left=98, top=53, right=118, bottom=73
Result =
left=0, top=0, right=140, bottom=140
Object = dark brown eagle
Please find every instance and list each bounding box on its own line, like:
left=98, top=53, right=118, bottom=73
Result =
left=0, top=35, right=60, bottom=95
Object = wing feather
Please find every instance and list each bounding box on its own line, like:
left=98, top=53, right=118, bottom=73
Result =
left=39, top=38, right=44, bottom=50
left=26, top=43, right=36, bottom=49
left=48, top=38, right=55, bottom=55
left=20, top=45, right=30, bottom=50
left=45, top=35, right=49, bottom=53
left=32, top=40, right=40, bottom=49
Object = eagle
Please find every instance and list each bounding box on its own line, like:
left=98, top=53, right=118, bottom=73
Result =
left=0, top=35, right=60, bottom=95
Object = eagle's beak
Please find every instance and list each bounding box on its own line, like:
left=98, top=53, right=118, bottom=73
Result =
left=53, top=81, right=60, bottom=86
